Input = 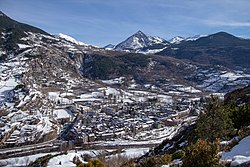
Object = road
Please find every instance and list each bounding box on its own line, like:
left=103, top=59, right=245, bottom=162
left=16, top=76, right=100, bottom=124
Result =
left=0, top=139, right=157, bottom=160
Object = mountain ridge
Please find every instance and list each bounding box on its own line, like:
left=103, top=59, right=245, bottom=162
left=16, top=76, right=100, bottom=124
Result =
left=157, top=31, right=250, bottom=69
left=0, top=11, right=50, bottom=59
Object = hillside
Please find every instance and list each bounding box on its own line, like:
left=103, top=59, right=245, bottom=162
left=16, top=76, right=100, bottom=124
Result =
left=105, top=31, right=250, bottom=70
left=0, top=11, right=50, bottom=59
left=157, top=32, right=250, bottom=69
left=132, top=85, right=250, bottom=167
left=224, top=85, right=250, bottom=104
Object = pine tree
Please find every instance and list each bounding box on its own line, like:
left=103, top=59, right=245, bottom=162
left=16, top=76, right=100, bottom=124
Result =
left=194, top=97, right=234, bottom=141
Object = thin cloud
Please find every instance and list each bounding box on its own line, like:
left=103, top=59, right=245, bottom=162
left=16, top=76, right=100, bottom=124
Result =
left=204, top=20, right=250, bottom=27
left=2, top=0, right=250, bottom=46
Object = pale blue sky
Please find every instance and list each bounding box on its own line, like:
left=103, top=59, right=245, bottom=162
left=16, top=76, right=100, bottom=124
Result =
left=1, top=0, right=250, bottom=46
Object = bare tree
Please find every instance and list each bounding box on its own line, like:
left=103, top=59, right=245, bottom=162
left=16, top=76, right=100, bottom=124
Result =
left=24, top=157, right=30, bottom=167
left=106, top=154, right=131, bottom=167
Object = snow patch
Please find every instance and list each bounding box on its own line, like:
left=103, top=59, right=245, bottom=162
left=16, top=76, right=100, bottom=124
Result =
left=222, top=136, right=250, bottom=166
left=53, top=109, right=74, bottom=120
left=17, top=44, right=31, bottom=49
left=169, top=36, right=185, bottom=44
left=58, top=33, right=88, bottom=46
left=48, top=152, right=85, bottom=167
left=230, top=156, right=250, bottom=167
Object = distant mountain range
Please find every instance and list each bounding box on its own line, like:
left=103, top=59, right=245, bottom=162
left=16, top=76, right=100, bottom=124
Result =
left=2, top=9, right=249, bottom=70
left=104, top=30, right=250, bottom=69
left=0, top=11, right=250, bottom=91
left=104, top=31, right=203, bottom=54
left=158, top=32, right=250, bottom=69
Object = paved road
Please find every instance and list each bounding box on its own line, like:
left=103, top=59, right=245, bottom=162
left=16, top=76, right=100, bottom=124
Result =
left=0, top=139, right=157, bottom=160
left=0, top=139, right=56, bottom=153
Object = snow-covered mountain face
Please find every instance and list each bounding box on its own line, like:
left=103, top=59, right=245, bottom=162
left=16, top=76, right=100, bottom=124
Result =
left=114, top=31, right=169, bottom=52
left=169, top=35, right=204, bottom=44
left=0, top=27, right=98, bottom=145
left=115, top=31, right=150, bottom=50
left=107, top=31, right=204, bottom=53
left=148, top=35, right=167, bottom=45
left=0, top=12, right=103, bottom=146
left=58, top=33, right=88, bottom=46
left=185, top=35, right=204, bottom=41
left=103, top=44, right=115, bottom=50
left=169, top=36, right=186, bottom=44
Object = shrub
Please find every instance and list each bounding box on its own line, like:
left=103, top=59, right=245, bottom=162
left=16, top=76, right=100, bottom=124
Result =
left=106, top=154, right=131, bottom=167
left=77, top=163, right=85, bottom=167
left=238, top=126, right=250, bottom=139
left=139, top=154, right=172, bottom=167
left=182, top=139, right=221, bottom=167
left=73, top=155, right=82, bottom=165
left=120, top=160, right=136, bottom=167
left=140, top=156, right=158, bottom=167
left=228, top=103, right=250, bottom=130
left=82, top=154, right=92, bottom=162
left=158, top=154, right=172, bottom=165
left=172, top=150, right=185, bottom=160
left=87, top=159, right=105, bottom=167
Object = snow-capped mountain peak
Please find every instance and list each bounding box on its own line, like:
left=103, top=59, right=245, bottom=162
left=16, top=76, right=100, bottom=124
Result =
left=185, top=35, right=204, bottom=41
left=58, top=33, right=88, bottom=46
left=135, top=30, right=146, bottom=36
left=169, top=35, right=204, bottom=44
left=169, top=36, right=186, bottom=44
left=115, top=31, right=168, bottom=51
left=115, top=30, right=150, bottom=50
left=148, top=36, right=167, bottom=44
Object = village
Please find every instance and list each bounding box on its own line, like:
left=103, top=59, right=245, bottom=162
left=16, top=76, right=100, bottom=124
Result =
left=0, top=62, right=204, bottom=148
left=45, top=78, right=204, bottom=145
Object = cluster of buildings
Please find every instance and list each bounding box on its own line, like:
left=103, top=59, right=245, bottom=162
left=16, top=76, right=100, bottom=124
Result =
left=55, top=85, right=202, bottom=145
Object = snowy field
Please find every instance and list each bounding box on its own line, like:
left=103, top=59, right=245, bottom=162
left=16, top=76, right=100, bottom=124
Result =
left=222, top=136, right=250, bottom=166
left=0, top=148, right=149, bottom=167
left=0, top=152, right=58, bottom=167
